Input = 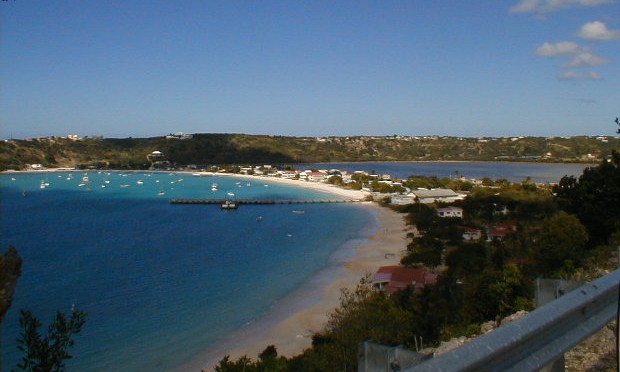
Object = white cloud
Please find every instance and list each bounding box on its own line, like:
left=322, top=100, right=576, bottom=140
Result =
left=578, top=21, right=620, bottom=40
left=535, top=41, right=582, bottom=56
left=563, top=51, right=610, bottom=67
left=510, top=0, right=616, bottom=14
left=535, top=42, right=609, bottom=67
left=559, top=71, right=603, bottom=80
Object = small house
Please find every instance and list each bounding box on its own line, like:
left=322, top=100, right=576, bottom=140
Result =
left=436, top=206, right=463, bottom=218
left=372, top=266, right=438, bottom=294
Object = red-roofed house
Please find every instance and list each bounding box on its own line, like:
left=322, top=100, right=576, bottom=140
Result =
left=485, top=223, right=515, bottom=241
left=460, top=226, right=482, bottom=241
left=372, top=266, right=438, bottom=294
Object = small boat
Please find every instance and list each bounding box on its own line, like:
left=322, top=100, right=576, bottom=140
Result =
left=221, top=200, right=237, bottom=210
left=158, top=191, right=166, bottom=196
left=256, top=216, right=263, bottom=222
left=136, top=180, right=144, bottom=185
left=40, top=180, right=49, bottom=189
left=292, top=210, right=305, bottom=214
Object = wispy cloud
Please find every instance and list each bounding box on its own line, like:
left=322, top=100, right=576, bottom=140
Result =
left=535, top=41, right=609, bottom=79
left=510, top=0, right=616, bottom=14
left=559, top=71, right=603, bottom=80
left=535, top=41, right=608, bottom=66
left=577, top=21, right=620, bottom=40
left=563, top=51, right=609, bottom=67
left=535, top=41, right=581, bottom=56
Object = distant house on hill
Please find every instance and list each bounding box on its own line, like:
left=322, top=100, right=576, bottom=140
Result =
left=372, top=266, right=438, bottom=294
left=436, top=206, right=463, bottom=218
left=147, top=150, right=165, bottom=161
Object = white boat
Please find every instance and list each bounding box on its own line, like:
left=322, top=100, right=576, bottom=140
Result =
left=221, top=200, right=237, bottom=210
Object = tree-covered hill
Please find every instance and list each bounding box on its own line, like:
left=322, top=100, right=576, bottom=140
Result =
left=1, top=134, right=618, bottom=171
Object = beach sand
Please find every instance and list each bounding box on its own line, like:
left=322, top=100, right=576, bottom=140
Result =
left=177, top=175, right=411, bottom=371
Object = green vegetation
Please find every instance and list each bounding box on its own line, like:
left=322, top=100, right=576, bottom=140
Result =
left=2, top=134, right=618, bottom=171
left=15, top=307, right=86, bottom=372
left=213, top=151, right=620, bottom=371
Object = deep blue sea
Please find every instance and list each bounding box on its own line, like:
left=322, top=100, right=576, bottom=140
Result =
left=0, top=162, right=589, bottom=371
left=0, top=171, right=376, bottom=371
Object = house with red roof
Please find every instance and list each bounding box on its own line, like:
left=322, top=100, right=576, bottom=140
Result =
left=460, top=226, right=482, bottom=241
left=372, top=266, right=438, bottom=294
left=485, top=223, right=515, bottom=241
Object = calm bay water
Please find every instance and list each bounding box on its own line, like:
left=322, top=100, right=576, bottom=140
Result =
left=297, top=161, right=590, bottom=183
left=0, top=162, right=589, bottom=370
left=1, top=171, right=375, bottom=371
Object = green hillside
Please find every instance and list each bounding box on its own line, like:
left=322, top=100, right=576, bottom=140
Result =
left=2, top=134, right=619, bottom=171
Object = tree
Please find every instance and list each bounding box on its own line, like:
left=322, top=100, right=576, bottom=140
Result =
left=15, top=306, right=87, bottom=372
left=532, top=211, right=589, bottom=275
left=401, top=236, right=444, bottom=268
left=554, top=151, right=620, bottom=246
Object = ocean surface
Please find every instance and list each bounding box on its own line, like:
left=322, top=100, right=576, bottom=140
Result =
left=0, top=162, right=589, bottom=371
left=0, top=171, right=376, bottom=371
left=296, top=161, right=590, bottom=184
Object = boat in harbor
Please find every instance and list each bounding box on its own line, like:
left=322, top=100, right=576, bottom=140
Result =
left=221, top=200, right=237, bottom=210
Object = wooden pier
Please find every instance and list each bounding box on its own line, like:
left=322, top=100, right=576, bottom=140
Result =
left=170, top=198, right=361, bottom=205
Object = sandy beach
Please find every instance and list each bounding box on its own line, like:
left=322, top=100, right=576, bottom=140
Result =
left=177, top=174, right=411, bottom=371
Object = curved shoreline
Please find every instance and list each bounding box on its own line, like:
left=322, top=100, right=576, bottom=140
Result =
left=176, top=204, right=409, bottom=371
left=2, top=169, right=409, bottom=371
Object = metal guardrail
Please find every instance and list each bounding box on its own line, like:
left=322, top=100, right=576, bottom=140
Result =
left=406, top=269, right=620, bottom=372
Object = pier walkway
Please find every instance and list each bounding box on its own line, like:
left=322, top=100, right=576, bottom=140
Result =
left=170, top=198, right=362, bottom=205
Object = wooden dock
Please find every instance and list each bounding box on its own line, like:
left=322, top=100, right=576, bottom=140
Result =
left=170, top=198, right=361, bottom=205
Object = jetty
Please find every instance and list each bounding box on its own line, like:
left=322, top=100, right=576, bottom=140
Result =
left=170, top=198, right=361, bottom=205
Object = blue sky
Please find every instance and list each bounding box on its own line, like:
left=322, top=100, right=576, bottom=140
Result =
left=1, top=1, right=619, bottom=139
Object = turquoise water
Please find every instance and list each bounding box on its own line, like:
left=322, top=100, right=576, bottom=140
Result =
left=1, top=172, right=376, bottom=371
